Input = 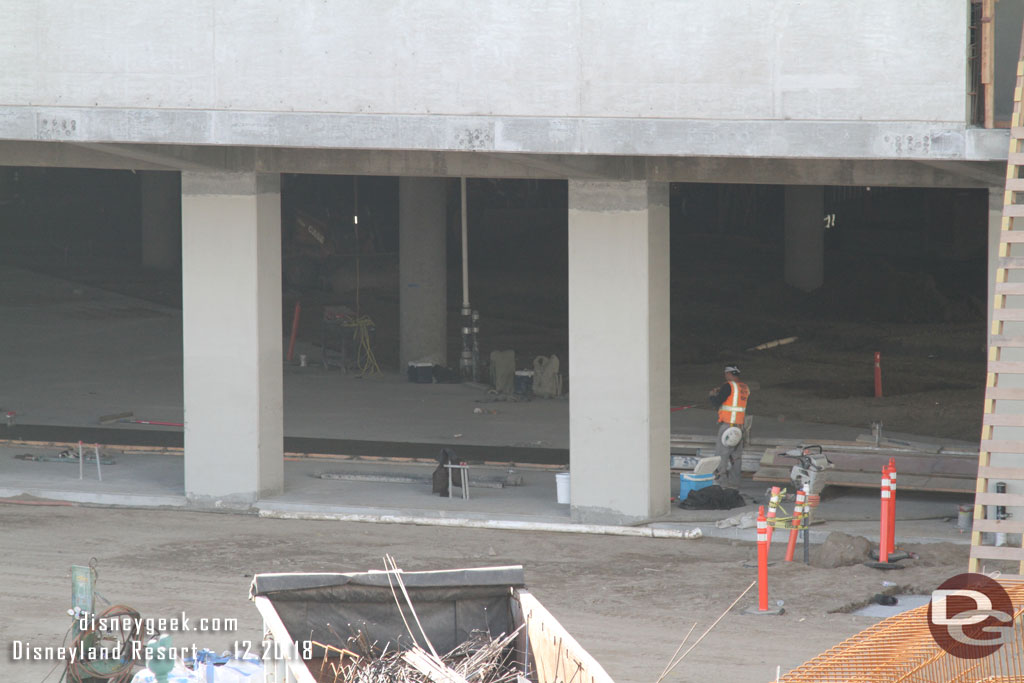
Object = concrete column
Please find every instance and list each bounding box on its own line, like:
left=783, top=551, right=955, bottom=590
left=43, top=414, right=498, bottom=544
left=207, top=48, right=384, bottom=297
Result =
left=140, top=171, right=182, bottom=269
left=181, top=172, right=283, bottom=505
left=568, top=180, right=670, bottom=524
left=989, top=186, right=1006, bottom=342
left=399, top=178, right=448, bottom=367
left=784, top=185, right=825, bottom=292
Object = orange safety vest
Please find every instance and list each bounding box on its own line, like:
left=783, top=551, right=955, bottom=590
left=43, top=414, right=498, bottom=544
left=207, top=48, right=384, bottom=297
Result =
left=718, top=381, right=749, bottom=425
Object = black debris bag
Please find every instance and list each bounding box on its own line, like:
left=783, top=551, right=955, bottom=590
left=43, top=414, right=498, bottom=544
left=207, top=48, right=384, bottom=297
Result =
left=432, top=448, right=463, bottom=497
left=678, top=485, right=746, bottom=510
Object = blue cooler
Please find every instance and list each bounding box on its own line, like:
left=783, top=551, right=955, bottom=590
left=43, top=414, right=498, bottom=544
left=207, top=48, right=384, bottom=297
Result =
left=679, top=472, right=714, bottom=499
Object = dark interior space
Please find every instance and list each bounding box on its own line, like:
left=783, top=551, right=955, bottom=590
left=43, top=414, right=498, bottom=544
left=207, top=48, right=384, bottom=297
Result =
left=0, top=168, right=989, bottom=440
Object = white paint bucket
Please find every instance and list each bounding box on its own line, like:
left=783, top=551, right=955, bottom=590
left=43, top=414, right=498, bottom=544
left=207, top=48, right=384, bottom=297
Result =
left=957, top=505, right=973, bottom=531
left=555, top=472, right=571, bottom=504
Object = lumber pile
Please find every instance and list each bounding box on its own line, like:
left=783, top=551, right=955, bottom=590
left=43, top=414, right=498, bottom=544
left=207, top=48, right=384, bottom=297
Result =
left=754, top=440, right=979, bottom=493
left=671, top=433, right=799, bottom=473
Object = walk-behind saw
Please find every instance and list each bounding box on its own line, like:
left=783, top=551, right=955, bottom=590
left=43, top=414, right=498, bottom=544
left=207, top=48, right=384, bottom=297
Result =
left=777, top=444, right=833, bottom=496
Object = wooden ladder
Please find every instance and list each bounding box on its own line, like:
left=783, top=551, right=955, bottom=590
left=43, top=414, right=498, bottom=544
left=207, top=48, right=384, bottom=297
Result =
left=970, top=54, right=1024, bottom=578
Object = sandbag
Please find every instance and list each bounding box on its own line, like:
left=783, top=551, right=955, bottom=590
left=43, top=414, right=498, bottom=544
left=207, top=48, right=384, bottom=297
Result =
left=532, top=354, right=562, bottom=398
left=489, top=350, right=515, bottom=393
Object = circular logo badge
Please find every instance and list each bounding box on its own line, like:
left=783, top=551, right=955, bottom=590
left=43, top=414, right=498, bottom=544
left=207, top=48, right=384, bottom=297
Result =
left=928, top=573, right=1014, bottom=659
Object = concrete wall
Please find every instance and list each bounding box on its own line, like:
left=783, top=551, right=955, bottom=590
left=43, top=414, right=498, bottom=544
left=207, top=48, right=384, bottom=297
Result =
left=1, top=1, right=967, bottom=122
left=0, top=1, right=992, bottom=161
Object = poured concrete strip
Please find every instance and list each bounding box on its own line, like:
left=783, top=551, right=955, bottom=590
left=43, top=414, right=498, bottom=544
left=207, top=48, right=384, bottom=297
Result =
left=256, top=508, right=702, bottom=539
left=0, top=487, right=187, bottom=508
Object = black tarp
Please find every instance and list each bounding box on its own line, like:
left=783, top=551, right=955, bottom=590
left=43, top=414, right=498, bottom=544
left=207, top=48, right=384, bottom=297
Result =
left=251, top=566, right=526, bottom=656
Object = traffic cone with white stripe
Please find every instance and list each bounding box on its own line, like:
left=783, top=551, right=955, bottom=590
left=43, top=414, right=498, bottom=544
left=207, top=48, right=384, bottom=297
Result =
left=866, top=464, right=905, bottom=570
left=745, top=505, right=785, bottom=615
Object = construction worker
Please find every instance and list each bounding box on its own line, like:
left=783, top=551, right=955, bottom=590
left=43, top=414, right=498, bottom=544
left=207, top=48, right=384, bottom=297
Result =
left=708, top=365, right=750, bottom=488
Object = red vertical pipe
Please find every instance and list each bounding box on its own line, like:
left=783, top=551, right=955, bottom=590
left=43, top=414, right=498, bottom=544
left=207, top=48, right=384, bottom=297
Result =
left=879, top=466, right=891, bottom=564
left=784, top=488, right=805, bottom=563
left=888, top=458, right=897, bottom=554
left=286, top=301, right=302, bottom=362
left=874, top=351, right=883, bottom=398
left=757, top=506, right=769, bottom=611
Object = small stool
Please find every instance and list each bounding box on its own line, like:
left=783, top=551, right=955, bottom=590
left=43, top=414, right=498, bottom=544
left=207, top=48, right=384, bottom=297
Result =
left=444, top=462, right=471, bottom=500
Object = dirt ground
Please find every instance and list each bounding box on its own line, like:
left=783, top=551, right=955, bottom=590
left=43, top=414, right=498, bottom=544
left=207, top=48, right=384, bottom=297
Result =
left=1, top=503, right=971, bottom=683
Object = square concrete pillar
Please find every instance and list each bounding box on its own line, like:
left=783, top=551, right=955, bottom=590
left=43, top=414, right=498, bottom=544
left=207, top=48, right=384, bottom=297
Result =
left=784, top=186, right=825, bottom=292
left=181, top=172, right=283, bottom=505
left=399, top=177, right=448, bottom=368
left=140, top=171, right=182, bottom=270
left=568, top=180, right=670, bottom=524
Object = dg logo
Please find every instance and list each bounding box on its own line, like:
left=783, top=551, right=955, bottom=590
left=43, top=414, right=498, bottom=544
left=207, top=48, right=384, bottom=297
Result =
left=929, top=573, right=1015, bottom=659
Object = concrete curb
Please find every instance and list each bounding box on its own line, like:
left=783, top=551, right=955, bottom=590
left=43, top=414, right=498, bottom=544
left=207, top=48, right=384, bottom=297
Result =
left=650, top=521, right=972, bottom=546
left=0, top=487, right=187, bottom=508
left=257, top=506, right=702, bottom=539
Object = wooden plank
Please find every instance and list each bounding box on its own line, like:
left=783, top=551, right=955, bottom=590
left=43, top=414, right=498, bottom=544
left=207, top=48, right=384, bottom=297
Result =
left=987, top=360, right=1024, bottom=372
left=1009, top=152, right=1024, bottom=166
left=982, top=0, right=995, bottom=127
left=976, top=492, right=1024, bottom=507
left=996, top=283, right=1024, bottom=295
left=978, top=465, right=1024, bottom=479
left=986, top=387, right=1024, bottom=400
left=982, top=0, right=995, bottom=83
left=995, top=575, right=1024, bottom=583
left=971, top=545, right=1024, bottom=562
left=990, top=334, right=1024, bottom=347
left=971, top=519, right=1024, bottom=534
left=1000, top=230, right=1024, bottom=242
left=517, top=590, right=613, bottom=683
left=765, top=451, right=976, bottom=477
left=252, top=596, right=318, bottom=683
left=998, top=257, right=1024, bottom=270
left=983, top=414, right=1024, bottom=427
left=1006, top=205, right=1024, bottom=217
left=992, top=310, right=1024, bottom=321
left=980, top=440, right=1024, bottom=453
left=1011, top=129, right=1024, bottom=144
left=753, top=467, right=974, bottom=493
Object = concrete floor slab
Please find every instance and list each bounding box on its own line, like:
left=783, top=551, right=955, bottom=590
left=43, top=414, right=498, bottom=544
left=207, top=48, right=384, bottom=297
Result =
left=0, top=265, right=970, bottom=453
left=0, top=264, right=979, bottom=543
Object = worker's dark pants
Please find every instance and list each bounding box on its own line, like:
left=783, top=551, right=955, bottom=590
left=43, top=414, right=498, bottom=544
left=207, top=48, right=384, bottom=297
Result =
left=714, top=422, right=742, bottom=488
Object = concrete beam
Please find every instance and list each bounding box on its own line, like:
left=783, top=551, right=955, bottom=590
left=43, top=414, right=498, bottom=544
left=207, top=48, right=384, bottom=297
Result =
left=399, top=178, right=448, bottom=368
left=568, top=179, right=670, bottom=524
left=0, top=141, right=1007, bottom=189
left=0, top=105, right=1011, bottom=162
left=181, top=171, right=283, bottom=505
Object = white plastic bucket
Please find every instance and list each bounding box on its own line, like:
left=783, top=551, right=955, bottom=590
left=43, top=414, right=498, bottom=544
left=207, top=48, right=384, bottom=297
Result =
left=555, top=472, right=571, bottom=504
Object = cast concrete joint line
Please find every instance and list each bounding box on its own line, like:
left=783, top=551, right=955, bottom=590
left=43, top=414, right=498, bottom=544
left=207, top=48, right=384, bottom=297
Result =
left=476, top=152, right=607, bottom=180
left=915, top=160, right=1006, bottom=188
left=68, top=142, right=225, bottom=172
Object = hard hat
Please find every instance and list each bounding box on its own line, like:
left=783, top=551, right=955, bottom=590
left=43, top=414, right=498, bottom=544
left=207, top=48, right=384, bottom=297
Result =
left=724, top=365, right=741, bottom=375
left=721, top=426, right=743, bottom=447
